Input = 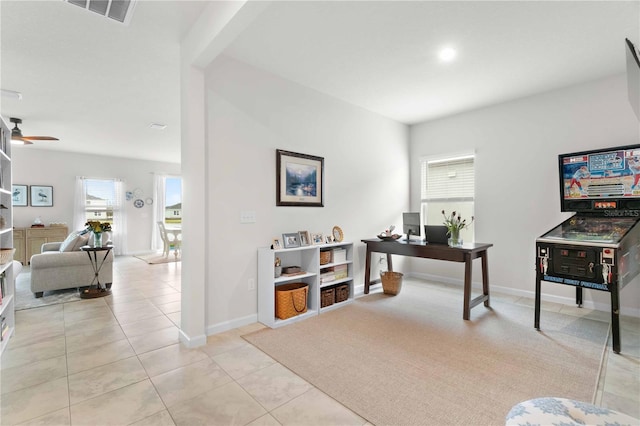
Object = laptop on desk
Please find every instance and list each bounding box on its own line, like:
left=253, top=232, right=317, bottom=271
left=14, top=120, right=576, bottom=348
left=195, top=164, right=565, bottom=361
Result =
left=424, top=225, right=449, bottom=245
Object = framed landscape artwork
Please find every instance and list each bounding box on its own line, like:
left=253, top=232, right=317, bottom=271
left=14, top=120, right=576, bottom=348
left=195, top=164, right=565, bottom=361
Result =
left=30, top=185, right=53, bottom=207
left=12, top=184, right=28, bottom=207
left=276, top=149, right=324, bottom=207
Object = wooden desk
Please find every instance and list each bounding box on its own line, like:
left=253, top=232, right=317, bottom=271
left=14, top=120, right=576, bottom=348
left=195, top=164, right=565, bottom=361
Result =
left=361, top=239, right=493, bottom=320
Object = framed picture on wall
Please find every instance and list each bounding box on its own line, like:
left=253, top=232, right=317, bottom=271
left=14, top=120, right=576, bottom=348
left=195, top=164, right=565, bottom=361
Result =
left=12, top=184, right=28, bottom=207
left=276, top=149, right=324, bottom=207
left=30, top=185, right=53, bottom=207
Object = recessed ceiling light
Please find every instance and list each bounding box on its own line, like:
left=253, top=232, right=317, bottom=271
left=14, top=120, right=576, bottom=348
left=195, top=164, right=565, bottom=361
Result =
left=1, top=89, right=23, bottom=100
left=438, top=47, right=457, bottom=62
left=149, top=123, right=167, bottom=130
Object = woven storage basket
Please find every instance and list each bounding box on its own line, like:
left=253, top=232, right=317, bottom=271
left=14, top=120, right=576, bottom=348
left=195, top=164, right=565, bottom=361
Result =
left=321, top=287, right=335, bottom=308
left=320, top=250, right=331, bottom=265
left=0, top=248, right=16, bottom=264
left=380, top=271, right=403, bottom=295
left=275, top=282, right=308, bottom=320
left=335, top=284, right=349, bottom=303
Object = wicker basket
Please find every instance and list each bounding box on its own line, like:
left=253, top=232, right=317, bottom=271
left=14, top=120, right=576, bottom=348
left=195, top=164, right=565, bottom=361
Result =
left=0, top=248, right=15, bottom=265
left=380, top=271, right=403, bottom=295
left=275, top=282, right=308, bottom=320
left=335, top=284, right=349, bottom=303
left=320, top=250, right=331, bottom=265
left=321, top=287, right=335, bottom=308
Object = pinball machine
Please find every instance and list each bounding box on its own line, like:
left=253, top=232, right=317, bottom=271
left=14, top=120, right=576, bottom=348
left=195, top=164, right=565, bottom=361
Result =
left=535, top=144, right=640, bottom=353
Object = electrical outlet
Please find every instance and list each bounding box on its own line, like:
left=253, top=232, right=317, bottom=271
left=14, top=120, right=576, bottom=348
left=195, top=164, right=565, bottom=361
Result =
left=248, top=278, right=256, bottom=291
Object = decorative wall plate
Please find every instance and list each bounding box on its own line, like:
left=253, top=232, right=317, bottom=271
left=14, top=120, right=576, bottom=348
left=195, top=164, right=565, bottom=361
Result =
left=145, top=197, right=153, bottom=205
left=133, top=199, right=144, bottom=208
left=332, top=226, right=344, bottom=242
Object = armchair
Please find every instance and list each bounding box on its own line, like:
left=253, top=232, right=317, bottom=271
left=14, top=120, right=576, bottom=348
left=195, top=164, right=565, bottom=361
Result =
left=29, top=240, right=113, bottom=298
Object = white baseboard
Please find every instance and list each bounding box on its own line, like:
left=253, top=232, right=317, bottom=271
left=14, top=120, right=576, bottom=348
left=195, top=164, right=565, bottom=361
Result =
left=206, top=313, right=258, bottom=336
left=364, top=271, right=640, bottom=318
left=179, top=329, right=207, bottom=348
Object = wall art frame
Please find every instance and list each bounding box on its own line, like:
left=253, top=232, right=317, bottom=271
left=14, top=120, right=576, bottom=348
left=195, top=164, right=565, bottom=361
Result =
left=276, top=149, right=324, bottom=207
left=30, top=185, right=53, bottom=207
left=12, top=184, right=28, bottom=207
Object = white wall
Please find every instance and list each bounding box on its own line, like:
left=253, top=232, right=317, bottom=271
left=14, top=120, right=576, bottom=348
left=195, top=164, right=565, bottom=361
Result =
left=11, top=149, right=180, bottom=254
left=410, top=74, right=640, bottom=316
left=204, top=55, right=409, bottom=331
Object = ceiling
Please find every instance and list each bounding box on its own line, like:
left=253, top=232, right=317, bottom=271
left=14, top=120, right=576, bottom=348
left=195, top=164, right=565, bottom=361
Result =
left=1, top=1, right=638, bottom=163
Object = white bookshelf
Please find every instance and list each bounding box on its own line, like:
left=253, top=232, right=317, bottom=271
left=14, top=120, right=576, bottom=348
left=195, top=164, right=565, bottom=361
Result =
left=0, top=116, right=15, bottom=354
left=258, top=242, right=354, bottom=328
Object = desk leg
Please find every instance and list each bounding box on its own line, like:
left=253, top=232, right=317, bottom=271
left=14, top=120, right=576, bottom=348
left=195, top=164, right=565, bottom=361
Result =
left=364, top=245, right=372, bottom=294
left=481, top=250, right=490, bottom=308
left=386, top=254, right=393, bottom=271
left=463, top=252, right=472, bottom=320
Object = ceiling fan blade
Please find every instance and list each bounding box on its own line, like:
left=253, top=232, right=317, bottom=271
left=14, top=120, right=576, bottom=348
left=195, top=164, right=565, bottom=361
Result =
left=11, top=136, right=34, bottom=145
left=21, top=136, right=59, bottom=141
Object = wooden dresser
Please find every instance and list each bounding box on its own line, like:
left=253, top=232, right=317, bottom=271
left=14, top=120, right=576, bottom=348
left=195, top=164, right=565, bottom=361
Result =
left=13, top=226, right=68, bottom=264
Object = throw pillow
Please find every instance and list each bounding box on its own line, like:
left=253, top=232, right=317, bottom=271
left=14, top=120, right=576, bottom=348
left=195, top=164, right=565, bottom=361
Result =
left=71, top=233, right=90, bottom=251
left=60, top=231, right=82, bottom=252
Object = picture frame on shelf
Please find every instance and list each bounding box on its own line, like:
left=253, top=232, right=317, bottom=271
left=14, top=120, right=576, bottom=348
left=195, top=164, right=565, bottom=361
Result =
left=12, top=184, right=28, bottom=207
left=325, top=235, right=333, bottom=244
left=30, top=185, right=53, bottom=207
left=282, top=232, right=300, bottom=248
left=298, top=231, right=310, bottom=246
left=276, top=149, right=324, bottom=207
left=332, top=225, right=344, bottom=242
left=311, top=232, right=324, bottom=245
left=272, top=238, right=282, bottom=250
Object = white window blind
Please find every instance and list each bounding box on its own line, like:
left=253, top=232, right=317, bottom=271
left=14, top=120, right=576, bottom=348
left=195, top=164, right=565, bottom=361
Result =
left=421, top=156, right=475, bottom=201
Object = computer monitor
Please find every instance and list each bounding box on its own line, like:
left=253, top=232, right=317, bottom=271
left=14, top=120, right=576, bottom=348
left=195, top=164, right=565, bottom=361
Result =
left=402, top=212, right=421, bottom=240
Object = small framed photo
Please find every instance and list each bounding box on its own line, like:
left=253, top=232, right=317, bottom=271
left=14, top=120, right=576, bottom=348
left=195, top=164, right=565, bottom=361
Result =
left=12, top=184, right=28, bottom=207
left=325, top=235, right=333, bottom=244
left=272, top=238, right=282, bottom=250
left=311, top=232, right=324, bottom=245
left=30, top=185, right=53, bottom=207
left=283, top=232, right=300, bottom=248
left=298, top=231, right=310, bottom=246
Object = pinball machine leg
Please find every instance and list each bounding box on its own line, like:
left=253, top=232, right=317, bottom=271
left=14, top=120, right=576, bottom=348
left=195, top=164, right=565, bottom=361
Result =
left=611, top=284, right=621, bottom=354
left=535, top=277, right=541, bottom=330
left=575, top=287, right=583, bottom=307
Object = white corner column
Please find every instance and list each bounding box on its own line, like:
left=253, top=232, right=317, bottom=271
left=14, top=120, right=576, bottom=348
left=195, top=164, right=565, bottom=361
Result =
left=179, top=1, right=271, bottom=347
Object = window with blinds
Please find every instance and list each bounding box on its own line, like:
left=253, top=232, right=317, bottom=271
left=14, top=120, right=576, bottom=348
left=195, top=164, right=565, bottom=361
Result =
left=421, top=156, right=475, bottom=202
left=421, top=154, right=475, bottom=241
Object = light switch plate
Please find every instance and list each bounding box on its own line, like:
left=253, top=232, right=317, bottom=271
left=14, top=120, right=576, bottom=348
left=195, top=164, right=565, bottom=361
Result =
left=240, top=210, right=256, bottom=223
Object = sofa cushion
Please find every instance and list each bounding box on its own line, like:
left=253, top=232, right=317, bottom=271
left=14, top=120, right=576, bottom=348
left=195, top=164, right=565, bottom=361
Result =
left=72, top=233, right=90, bottom=251
left=59, top=230, right=89, bottom=252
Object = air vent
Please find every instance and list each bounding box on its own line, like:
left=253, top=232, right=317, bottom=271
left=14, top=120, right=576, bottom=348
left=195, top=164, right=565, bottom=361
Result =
left=65, top=0, right=137, bottom=25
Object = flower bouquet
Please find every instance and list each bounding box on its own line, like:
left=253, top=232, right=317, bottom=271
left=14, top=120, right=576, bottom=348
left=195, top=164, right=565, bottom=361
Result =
left=85, top=221, right=112, bottom=247
left=442, top=210, right=473, bottom=247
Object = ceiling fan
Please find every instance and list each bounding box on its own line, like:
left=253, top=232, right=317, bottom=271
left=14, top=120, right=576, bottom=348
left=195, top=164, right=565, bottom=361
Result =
left=10, top=117, right=59, bottom=145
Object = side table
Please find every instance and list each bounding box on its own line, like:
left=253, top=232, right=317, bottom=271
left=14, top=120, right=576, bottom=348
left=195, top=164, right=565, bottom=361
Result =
left=80, top=245, right=113, bottom=299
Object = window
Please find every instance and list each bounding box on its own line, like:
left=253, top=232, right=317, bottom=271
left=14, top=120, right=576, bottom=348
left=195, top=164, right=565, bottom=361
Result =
left=84, top=179, right=116, bottom=224
left=421, top=154, right=475, bottom=242
left=164, top=177, right=182, bottom=225
left=74, top=176, right=126, bottom=254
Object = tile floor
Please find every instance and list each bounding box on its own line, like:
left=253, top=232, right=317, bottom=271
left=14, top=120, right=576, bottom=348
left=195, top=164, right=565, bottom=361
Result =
left=0, top=256, right=638, bottom=425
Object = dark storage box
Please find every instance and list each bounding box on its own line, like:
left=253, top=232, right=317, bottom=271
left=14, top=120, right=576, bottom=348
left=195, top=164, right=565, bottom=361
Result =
left=321, top=287, right=335, bottom=308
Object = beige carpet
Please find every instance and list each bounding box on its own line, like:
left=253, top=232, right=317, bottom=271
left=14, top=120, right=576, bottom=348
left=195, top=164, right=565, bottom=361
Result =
left=244, top=281, right=609, bottom=426
left=134, top=252, right=180, bottom=264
